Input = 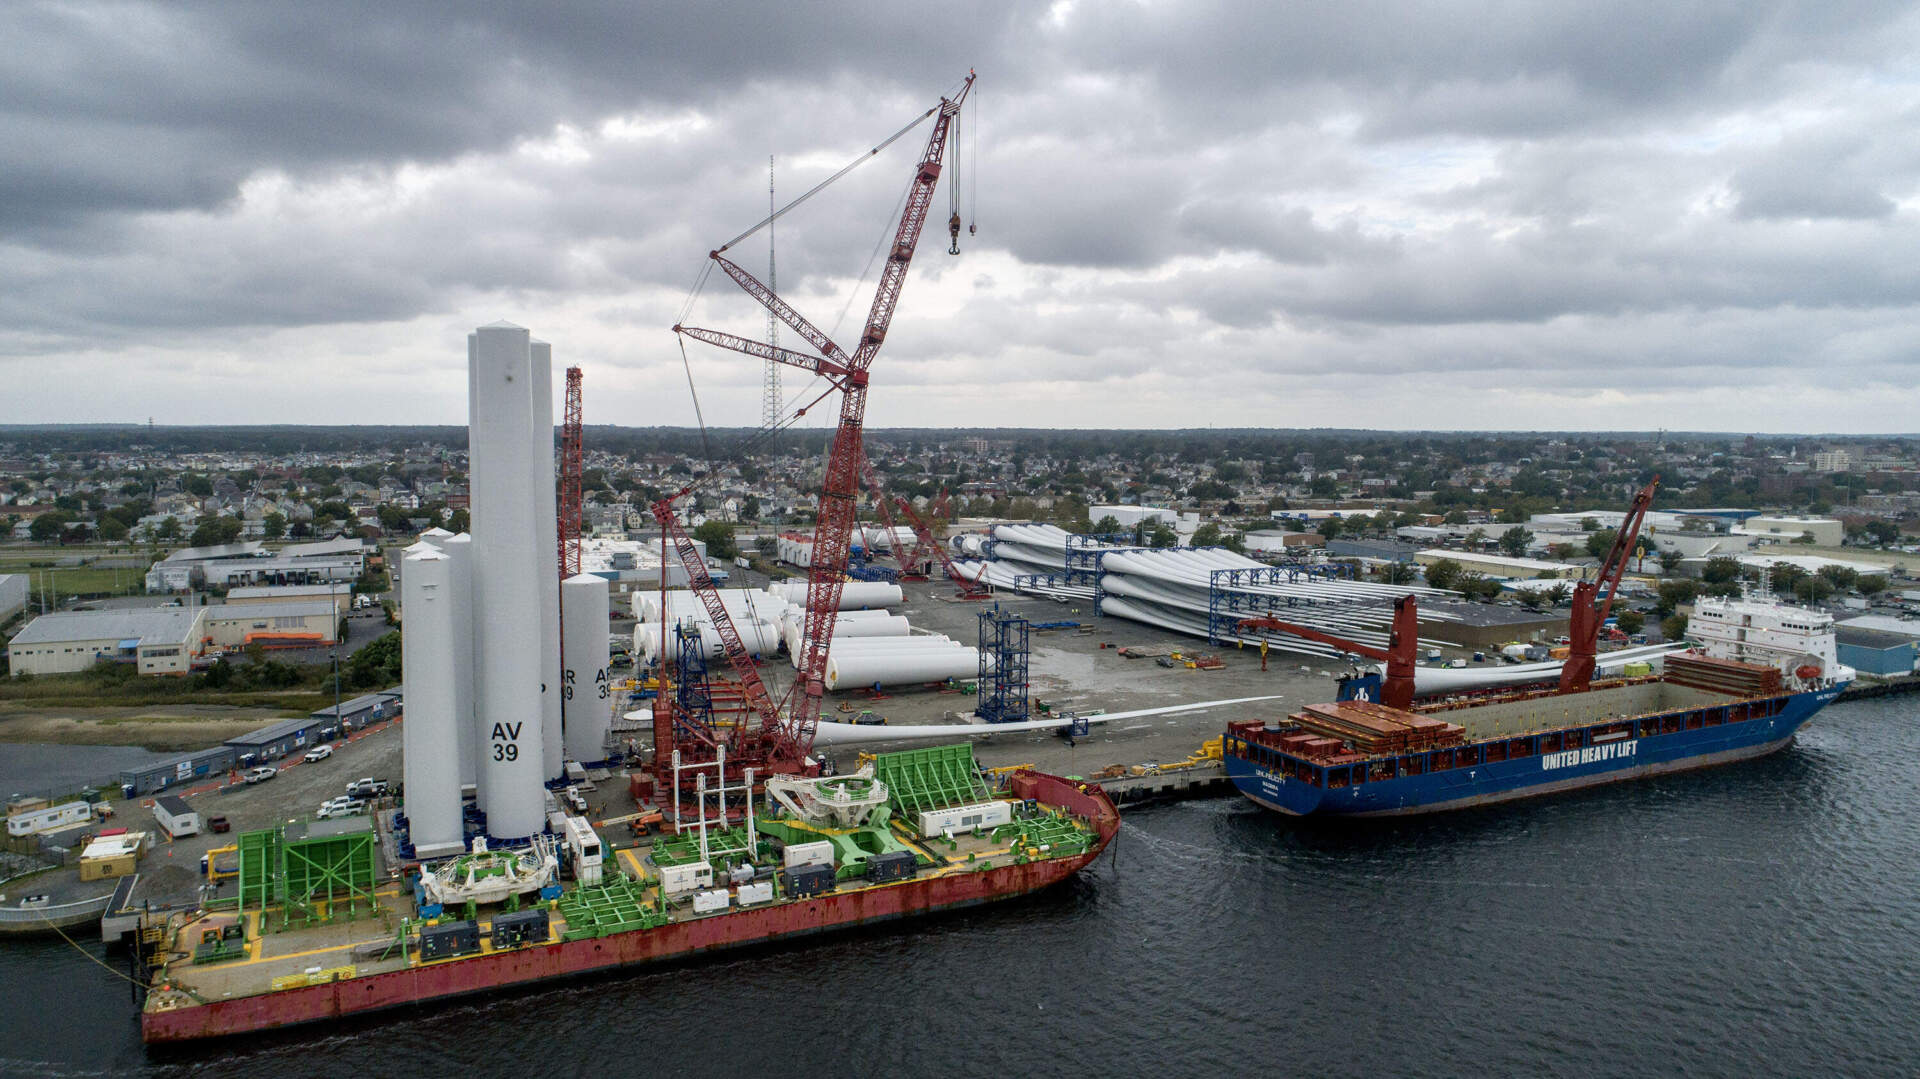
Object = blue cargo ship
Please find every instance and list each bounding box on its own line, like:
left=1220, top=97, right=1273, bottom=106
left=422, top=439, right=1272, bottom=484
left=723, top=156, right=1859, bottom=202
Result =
left=1225, top=671, right=1846, bottom=817
left=1227, top=589, right=1854, bottom=819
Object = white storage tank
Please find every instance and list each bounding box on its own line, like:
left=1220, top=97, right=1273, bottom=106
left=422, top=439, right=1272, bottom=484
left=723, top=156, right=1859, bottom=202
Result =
left=561, top=573, right=612, bottom=763
left=467, top=322, right=548, bottom=840
left=400, top=546, right=463, bottom=857
left=421, top=530, right=480, bottom=800
left=531, top=340, right=564, bottom=782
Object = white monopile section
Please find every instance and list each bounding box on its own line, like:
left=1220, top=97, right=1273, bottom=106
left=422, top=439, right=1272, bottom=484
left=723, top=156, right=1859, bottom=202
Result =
left=561, top=573, right=612, bottom=763
left=531, top=340, right=563, bottom=781
left=420, top=530, right=479, bottom=799
left=825, top=646, right=983, bottom=690
left=468, top=322, right=546, bottom=840
left=765, top=580, right=903, bottom=609
left=399, top=548, right=462, bottom=856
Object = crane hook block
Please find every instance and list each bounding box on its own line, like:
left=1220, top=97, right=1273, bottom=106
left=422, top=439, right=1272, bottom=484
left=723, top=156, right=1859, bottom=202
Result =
left=948, top=212, right=962, bottom=255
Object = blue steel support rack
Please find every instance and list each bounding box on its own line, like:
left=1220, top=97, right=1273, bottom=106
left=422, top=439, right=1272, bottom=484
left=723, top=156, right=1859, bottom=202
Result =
left=976, top=604, right=1031, bottom=724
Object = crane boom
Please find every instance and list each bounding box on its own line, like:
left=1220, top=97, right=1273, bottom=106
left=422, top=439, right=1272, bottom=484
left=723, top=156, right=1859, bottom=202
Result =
left=786, top=76, right=973, bottom=760
left=1559, top=477, right=1660, bottom=694
left=672, top=325, right=855, bottom=383
left=667, top=72, right=976, bottom=773
left=1237, top=596, right=1422, bottom=710
left=558, top=367, right=584, bottom=577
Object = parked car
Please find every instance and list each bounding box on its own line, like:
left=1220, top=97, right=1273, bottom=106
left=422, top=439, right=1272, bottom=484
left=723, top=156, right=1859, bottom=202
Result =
left=207, top=815, right=231, bottom=834
left=316, top=798, right=367, bottom=820
left=303, top=745, right=334, bottom=763
left=243, top=766, right=278, bottom=784
left=344, top=777, right=389, bottom=799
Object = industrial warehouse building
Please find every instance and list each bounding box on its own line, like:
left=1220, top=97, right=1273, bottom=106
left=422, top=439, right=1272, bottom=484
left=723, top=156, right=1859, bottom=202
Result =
left=204, top=600, right=340, bottom=651
left=145, top=538, right=366, bottom=592
left=1835, top=627, right=1919, bottom=677
left=1413, top=550, right=1583, bottom=581
left=6, top=607, right=209, bottom=676
left=0, top=573, right=26, bottom=624
left=226, top=583, right=353, bottom=618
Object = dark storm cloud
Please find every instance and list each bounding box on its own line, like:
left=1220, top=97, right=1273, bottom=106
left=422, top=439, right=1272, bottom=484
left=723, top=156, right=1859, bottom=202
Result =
left=4, top=0, right=1920, bottom=429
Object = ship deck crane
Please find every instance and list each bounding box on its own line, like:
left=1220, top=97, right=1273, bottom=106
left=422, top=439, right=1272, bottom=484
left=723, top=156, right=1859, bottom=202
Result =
left=1236, top=596, right=1422, bottom=711
left=1559, top=477, right=1661, bottom=695
left=660, top=72, right=977, bottom=779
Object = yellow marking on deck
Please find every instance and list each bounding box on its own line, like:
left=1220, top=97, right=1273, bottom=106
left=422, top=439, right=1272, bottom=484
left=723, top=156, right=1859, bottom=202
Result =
left=224, top=934, right=385, bottom=969
left=619, top=848, right=647, bottom=880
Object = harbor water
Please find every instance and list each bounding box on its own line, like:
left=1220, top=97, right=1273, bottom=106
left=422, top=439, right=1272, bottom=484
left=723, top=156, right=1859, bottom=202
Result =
left=2, top=695, right=1916, bottom=1078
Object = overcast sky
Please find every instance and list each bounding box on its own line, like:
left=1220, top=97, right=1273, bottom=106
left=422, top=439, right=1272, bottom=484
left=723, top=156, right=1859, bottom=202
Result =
left=4, top=1, right=1918, bottom=434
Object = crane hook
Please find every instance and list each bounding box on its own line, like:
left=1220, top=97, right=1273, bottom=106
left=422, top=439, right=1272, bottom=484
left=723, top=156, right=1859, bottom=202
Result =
left=948, top=211, right=962, bottom=255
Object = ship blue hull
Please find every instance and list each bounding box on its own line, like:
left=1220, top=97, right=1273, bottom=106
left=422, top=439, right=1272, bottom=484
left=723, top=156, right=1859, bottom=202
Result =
left=1227, top=684, right=1846, bottom=818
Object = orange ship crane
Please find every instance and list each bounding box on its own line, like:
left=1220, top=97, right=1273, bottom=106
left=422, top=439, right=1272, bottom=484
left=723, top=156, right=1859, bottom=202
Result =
left=665, top=72, right=976, bottom=774
left=1558, top=476, right=1661, bottom=695
left=1237, top=595, right=1422, bottom=710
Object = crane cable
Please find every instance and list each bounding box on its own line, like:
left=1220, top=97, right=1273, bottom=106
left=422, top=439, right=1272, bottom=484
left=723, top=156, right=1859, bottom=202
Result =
left=714, top=106, right=937, bottom=256
left=831, top=168, right=917, bottom=342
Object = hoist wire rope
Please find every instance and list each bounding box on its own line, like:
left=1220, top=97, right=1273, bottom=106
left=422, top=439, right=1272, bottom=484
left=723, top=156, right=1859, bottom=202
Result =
left=713, top=106, right=936, bottom=256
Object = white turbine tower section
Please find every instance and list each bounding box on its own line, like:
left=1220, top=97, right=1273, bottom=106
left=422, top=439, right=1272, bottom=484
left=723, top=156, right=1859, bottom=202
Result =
left=531, top=340, right=564, bottom=781
left=468, top=321, right=546, bottom=840
left=561, top=572, right=612, bottom=763
left=419, top=529, right=479, bottom=799
left=400, top=547, right=463, bottom=857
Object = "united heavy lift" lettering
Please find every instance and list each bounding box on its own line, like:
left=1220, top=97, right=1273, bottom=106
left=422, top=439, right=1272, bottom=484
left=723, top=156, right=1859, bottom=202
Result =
left=1540, top=740, right=1636, bottom=771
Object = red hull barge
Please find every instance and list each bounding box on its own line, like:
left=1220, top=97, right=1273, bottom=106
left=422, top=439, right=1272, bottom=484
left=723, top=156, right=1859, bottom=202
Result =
left=142, top=772, right=1116, bottom=1044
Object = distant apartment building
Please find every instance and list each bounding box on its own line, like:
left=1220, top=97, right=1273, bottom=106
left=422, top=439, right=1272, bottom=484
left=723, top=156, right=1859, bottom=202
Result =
left=1812, top=449, right=1853, bottom=473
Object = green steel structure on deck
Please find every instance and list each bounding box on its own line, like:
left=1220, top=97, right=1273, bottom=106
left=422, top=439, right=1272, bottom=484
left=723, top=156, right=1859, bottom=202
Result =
left=557, top=878, right=670, bottom=940
left=650, top=826, right=760, bottom=867
left=234, top=818, right=381, bottom=930
left=873, top=744, right=990, bottom=816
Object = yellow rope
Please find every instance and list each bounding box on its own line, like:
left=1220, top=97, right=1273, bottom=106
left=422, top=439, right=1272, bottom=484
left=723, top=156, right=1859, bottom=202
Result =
left=37, top=906, right=147, bottom=988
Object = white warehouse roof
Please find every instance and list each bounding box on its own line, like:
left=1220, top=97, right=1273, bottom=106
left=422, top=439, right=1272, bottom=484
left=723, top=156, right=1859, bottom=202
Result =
left=9, top=608, right=204, bottom=648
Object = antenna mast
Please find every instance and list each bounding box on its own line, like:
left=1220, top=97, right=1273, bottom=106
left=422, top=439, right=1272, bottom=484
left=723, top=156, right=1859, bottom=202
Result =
left=761, top=156, right=782, bottom=436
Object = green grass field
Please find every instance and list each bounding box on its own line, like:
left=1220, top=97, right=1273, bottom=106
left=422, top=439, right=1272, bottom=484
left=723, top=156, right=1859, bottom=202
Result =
left=0, top=543, right=152, bottom=598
